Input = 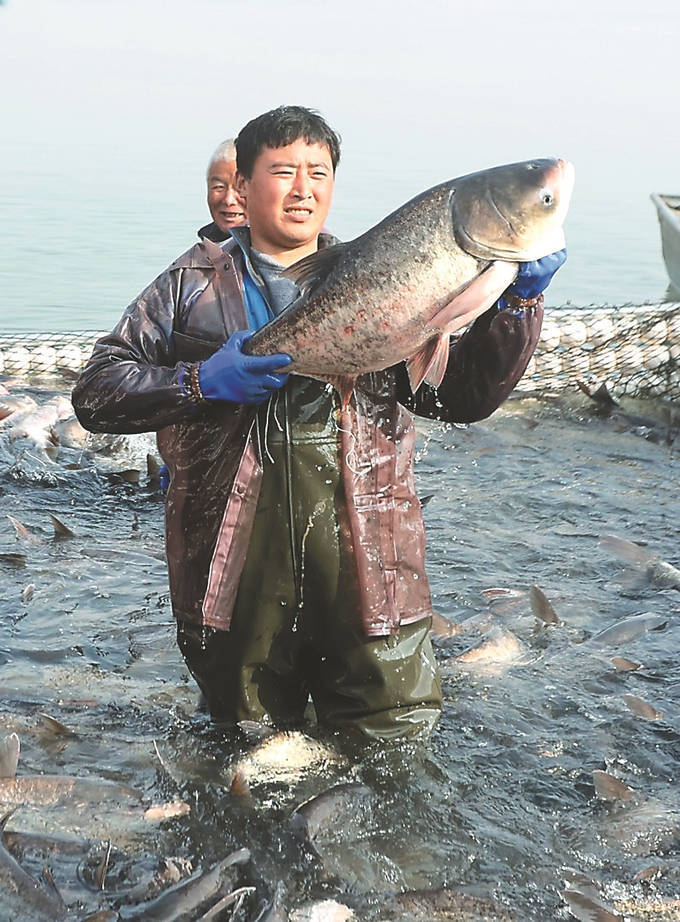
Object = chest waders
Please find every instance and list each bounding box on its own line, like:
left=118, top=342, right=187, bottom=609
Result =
left=178, top=377, right=442, bottom=740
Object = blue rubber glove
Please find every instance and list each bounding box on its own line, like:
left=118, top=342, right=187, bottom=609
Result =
left=500, top=248, right=567, bottom=309
left=198, top=330, right=292, bottom=404
left=159, top=464, right=170, bottom=492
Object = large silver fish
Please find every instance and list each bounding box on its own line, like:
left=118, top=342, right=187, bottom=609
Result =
left=246, top=158, right=574, bottom=404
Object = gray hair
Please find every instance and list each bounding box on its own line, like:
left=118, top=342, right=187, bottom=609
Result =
left=206, top=138, right=237, bottom=179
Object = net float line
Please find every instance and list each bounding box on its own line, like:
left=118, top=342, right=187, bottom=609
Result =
left=1, top=302, right=679, bottom=400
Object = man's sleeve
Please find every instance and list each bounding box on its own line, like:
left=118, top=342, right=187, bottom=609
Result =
left=71, top=269, right=202, bottom=434
left=395, top=299, right=543, bottom=423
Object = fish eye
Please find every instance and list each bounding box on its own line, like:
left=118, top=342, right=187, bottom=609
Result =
left=528, top=162, right=539, bottom=170
left=542, top=192, right=554, bottom=206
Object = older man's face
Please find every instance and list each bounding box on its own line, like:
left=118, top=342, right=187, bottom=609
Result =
left=207, top=160, right=247, bottom=232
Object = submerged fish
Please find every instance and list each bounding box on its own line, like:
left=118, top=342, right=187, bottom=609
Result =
left=0, top=812, right=67, bottom=921
left=562, top=887, right=623, bottom=922
left=381, top=888, right=516, bottom=921
left=0, top=732, right=140, bottom=807
left=245, top=158, right=573, bottom=404
left=449, top=626, right=526, bottom=670
left=121, top=848, right=251, bottom=921
left=621, top=693, right=663, bottom=721
left=589, top=612, right=668, bottom=647
left=591, top=770, right=680, bottom=857
left=230, top=731, right=344, bottom=787
left=290, top=900, right=355, bottom=922
left=600, top=534, right=680, bottom=590
left=288, top=782, right=373, bottom=853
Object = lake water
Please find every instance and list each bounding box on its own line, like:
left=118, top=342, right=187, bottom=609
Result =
left=1, top=0, right=680, bottom=333
left=0, top=383, right=678, bottom=920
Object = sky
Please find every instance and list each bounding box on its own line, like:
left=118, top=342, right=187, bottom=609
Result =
left=1, top=0, right=679, bottom=327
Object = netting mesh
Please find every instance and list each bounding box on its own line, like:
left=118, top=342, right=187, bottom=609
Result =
left=1, top=302, right=679, bottom=399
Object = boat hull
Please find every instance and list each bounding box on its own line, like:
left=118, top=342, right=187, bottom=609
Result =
left=651, top=193, right=680, bottom=292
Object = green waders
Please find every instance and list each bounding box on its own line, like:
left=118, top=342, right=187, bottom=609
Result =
left=177, top=381, right=442, bottom=741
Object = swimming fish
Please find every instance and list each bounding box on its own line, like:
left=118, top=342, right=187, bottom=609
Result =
left=0, top=732, right=140, bottom=807
left=600, top=534, right=680, bottom=590
left=562, top=887, right=623, bottom=922
left=229, top=731, right=344, bottom=787
left=288, top=782, right=373, bottom=854
left=245, top=158, right=573, bottom=404
left=589, top=612, right=668, bottom=647
left=0, top=811, right=67, bottom=921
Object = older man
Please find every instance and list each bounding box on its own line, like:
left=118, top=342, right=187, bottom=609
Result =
left=73, top=106, right=565, bottom=741
left=202, top=138, right=247, bottom=240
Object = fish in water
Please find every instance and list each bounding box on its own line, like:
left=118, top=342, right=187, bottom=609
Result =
left=289, top=900, right=355, bottom=921
left=245, top=158, right=574, bottom=404
left=447, top=626, right=526, bottom=672
left=621, top=693, right=663, bottom=721
left=599, top=534, right=680, bottom=590
left=288, top=782, right=373, bottom=854
left=0, top=732, right=140, bottom=807
left=121, top=847, right=251, bottom=921
left=380, top=888, right=516, bottom=921
left=0, top=811, right=67, bottom=921
left=589, top=612, right=668, bottom=647
left=562, top=887, right=623, bottom=922
left=229, top=731, right=344, bottom=787
left=529, top=584, right=560, bottom=624
left=591, top=770, right=680, bottom=858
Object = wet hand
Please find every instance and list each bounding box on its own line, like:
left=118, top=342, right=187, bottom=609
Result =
left=198, top=330, right=292, bottom=405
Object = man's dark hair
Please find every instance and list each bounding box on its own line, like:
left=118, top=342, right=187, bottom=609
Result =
left=236, top=106, right=341, bottom=179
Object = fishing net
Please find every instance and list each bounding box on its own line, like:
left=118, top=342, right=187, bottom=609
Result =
left=1, top=302, right=679, bottom=399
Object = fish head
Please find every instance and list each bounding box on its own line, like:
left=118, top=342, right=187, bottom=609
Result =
left=451, top=157, right=575, bottom=261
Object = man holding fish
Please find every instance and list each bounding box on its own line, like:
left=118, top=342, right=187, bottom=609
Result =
left=73, top=105, right=570, bottom=740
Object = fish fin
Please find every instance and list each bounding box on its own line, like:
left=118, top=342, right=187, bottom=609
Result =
left=38, top=713, right=76, bottom=736
left=236, top=720, right=277, bottom=741
left=326, top=375, right=357, bottom=409
left=423, top=334, right=452, bottom=388
left=7, top=515, right=41, bottom=543
left=48, top=513, right=76, bottom=539
left=406, top=335, right=448, bottom=393
left=0, top=810, right=17, bottom=832
left=426, top=260, right=519, bottom=333
left=529, top=585, right=560, bottom=624
left=611, top=656, right=641, bottom=672
left=429, top=611, right=463, bottom=638
left=599, top=534, right=654, bottom=567
left=146, top=453, right=161, bottom=479
left=0, top=733, right=20, bottom=779
left=282, top=244, right=348, bottom=298
left=592, top=770, right=636, bottom=802
left=230, top=769, right=251, bottom=800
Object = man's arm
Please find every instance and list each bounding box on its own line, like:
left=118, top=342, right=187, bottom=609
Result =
left=395, top=250, right=565, bottom=423
left=72, top=270, right=202, bottom=434
left=395, top=298, right=542, bottom=423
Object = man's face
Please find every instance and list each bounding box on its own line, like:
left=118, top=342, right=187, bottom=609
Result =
left=237, top=139, right=334, bottom=264
left=207, top=160, right=247, bottom=233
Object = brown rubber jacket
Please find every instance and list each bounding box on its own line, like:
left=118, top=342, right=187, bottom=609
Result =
left=72, top=235, right=543, bottom=636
